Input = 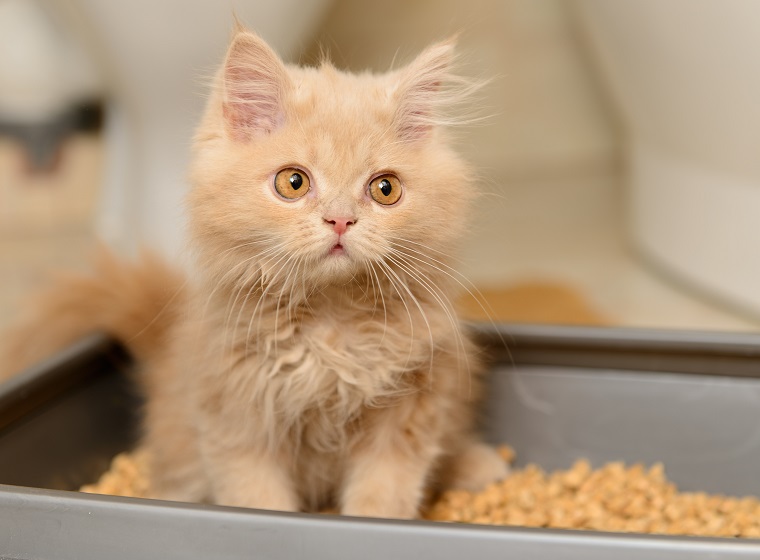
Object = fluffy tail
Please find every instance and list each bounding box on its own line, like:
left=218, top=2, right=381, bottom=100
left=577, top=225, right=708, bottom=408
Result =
left=0, top=247, right=186, bottom=380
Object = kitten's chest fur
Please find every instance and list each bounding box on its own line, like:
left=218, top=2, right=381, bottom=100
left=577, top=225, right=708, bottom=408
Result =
left=200, top=285, right=437, bottom=451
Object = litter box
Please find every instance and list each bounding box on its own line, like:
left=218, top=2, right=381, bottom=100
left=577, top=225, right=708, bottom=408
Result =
left=2, top=325, right=760, bottom=559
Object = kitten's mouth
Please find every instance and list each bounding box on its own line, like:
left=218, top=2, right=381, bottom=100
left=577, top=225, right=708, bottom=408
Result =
left=329, top=243, right=346, bottom=256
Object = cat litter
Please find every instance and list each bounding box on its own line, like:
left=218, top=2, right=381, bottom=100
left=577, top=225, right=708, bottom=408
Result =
left=79, top=445, right=760, bottom=538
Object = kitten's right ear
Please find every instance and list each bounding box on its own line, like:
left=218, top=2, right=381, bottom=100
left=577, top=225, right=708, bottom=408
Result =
left=222, top=31, right=290, bottom=141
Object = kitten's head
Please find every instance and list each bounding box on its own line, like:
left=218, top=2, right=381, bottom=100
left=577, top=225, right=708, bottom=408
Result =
left=188, top=28, right=478, bottom=293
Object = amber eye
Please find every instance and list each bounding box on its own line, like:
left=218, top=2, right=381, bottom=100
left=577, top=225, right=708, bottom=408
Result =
left=369, top=174, right=402, bottom=206
left=274, top=168, right=311, bottom=200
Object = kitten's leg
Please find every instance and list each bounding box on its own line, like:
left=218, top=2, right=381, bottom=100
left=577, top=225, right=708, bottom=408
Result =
left=440, top=440, right=509, bottom=492
left=203, top=440, right=300, bottom=512
left=340, top=399, right=441, bottom=519
left=148, top=449, right=210, bottom=503
left=140, top=361, right=212, bottom=503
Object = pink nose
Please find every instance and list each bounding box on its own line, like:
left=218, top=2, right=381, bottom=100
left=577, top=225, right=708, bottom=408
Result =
left=324, top=217, right=356, bottom=235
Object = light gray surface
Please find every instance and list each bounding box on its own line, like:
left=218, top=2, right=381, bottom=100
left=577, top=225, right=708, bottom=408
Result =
left=484, top=365, right=760, bottom=496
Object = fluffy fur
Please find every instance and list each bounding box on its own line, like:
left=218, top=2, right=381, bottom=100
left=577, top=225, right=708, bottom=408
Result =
left=0, top=29, right=506, bottom=517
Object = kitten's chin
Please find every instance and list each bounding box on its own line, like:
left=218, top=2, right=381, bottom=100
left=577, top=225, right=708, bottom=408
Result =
left=316, top=252, right=360, bottom=285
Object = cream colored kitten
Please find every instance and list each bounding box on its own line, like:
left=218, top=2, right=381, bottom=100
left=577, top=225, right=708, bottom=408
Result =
left=1, top=28, right=506, bottom=518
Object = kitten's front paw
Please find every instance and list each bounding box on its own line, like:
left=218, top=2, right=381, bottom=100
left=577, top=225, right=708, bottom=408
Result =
left=341, top=494, right=418, bottom=519
left=214, top=486, right=299, bottom=512
left=446, top=442, right=510, bottom=492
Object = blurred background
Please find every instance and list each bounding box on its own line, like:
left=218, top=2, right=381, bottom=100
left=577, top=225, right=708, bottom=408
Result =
left=1, top=0, right=759, bottom=332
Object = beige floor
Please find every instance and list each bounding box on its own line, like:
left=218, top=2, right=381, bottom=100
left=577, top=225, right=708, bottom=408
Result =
left=1, top=136, right=759, bottom=333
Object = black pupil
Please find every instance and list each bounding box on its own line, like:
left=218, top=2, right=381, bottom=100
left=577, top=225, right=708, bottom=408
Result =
left=380, top=179, right=392, bottom=197
left=289, top=173, right=303, bottom=190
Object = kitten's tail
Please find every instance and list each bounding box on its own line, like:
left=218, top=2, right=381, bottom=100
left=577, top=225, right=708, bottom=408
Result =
left=0, top=246, right=186, bottom=380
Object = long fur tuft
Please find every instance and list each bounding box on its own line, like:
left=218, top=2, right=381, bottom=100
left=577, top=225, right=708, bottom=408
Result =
left=0, top=247, right=185, bottom=380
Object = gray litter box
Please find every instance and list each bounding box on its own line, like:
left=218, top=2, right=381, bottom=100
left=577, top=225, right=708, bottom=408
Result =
left=2, top=325, right=760, bottom=559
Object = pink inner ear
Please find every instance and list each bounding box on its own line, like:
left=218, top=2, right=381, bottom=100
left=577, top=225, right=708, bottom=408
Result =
left=223, top=38, right=287, bottom=140
left=395, top=41, right=455, bottom=143
left=400, top=112, right=431, bottom=143
left=400, top=79, right=442, bottom=141
left=396, top=82, right=440, bottom=143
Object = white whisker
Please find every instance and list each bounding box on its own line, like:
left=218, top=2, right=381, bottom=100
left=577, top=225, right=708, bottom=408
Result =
left=229, top=246, right=289, bottom=357
left=386, top=250, right=471, bottom=396
left=376, top=259, right=434, bottom=380
left=368, top=260, right=388, bottom=343
left=390, top=237, right=513, bottom=366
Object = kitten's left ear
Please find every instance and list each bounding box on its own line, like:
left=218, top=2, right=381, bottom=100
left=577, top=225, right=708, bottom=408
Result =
left=222, top=31, right=291, bottom=141
left=393, top=38, right=458, bottom=143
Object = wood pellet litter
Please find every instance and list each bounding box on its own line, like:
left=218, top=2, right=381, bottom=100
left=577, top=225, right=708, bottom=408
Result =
left=80, top=446, right=760, bottom=538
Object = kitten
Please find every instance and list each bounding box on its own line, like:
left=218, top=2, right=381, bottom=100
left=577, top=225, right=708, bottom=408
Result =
left=0, top=27, right=507, bottom=518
